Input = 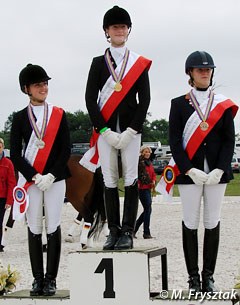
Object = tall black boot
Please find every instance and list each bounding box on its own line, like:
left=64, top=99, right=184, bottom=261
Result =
left=182, top=222, right=201, bottom=292
left=114, top=181, right=138, bottom=250
left=103, top=187, right=121, bottom=250
left=202, top=222, right=220, bottom=293
left=43, top=226, right=61, bottom=296
left=28, top=228, right=44, bottom=296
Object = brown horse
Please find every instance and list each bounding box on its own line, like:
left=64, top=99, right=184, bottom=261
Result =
left=66, top=155, right=106, bottom=238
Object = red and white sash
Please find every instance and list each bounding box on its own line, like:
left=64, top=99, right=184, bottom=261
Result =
left=156, top=95, right=238, bottom=201
left=80, top=51, right=152, bottom=172
left=13, top=104, right=63, bottom=221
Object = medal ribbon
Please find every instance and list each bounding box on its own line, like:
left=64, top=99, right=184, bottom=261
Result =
left=156, top=97, right=238, bottom=199
left=189, top=90, right=214, bottom=123
left=13, top=106, right=64, bottom=221
left=80, top=54, right=152, bottom=172
left=27, top=102, right=48, bottom=142
left=104, top=48, right=130, bottom=85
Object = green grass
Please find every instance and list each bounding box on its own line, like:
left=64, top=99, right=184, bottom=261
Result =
left=172, top=173, right=240, bottom=196
left=118, top=173, right=240, bottom=197
left=225, top=173, right=240, bottom=196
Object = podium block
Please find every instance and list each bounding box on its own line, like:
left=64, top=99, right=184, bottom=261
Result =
left=69, top=247, right=167, bottom=305
left=0, top=290, right=70, bottom=304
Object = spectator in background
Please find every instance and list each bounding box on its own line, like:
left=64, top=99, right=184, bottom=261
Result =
left=0, top=137, right=16, bottom=252
left=1, top=205, right=15, bottom=249
left=134, top=145, right=156, bottom=239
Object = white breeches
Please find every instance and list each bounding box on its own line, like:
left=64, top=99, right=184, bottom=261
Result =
left=26, top=180, right=66, bottom=234
left=98, top=134, right=141, bottom=188
left=178, top=184, right=226, bottom=230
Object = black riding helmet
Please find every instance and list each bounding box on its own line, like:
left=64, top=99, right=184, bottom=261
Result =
left=103, top=6, right=132, bottom=30
left=19, top=64, right=51, bottom=93
left=185, top=51, right=216, bottom=73
left=185, top=51, right=216, bottom=87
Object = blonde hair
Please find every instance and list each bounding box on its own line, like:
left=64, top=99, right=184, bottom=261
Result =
left=140, top=145, right=152, bottom=155
left=0, top=138, right=4, bottom=145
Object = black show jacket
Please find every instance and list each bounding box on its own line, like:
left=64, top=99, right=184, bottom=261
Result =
left=85, top=53, right=151, bottom=134
left=10, top=106, right=71, bottom=183
left=169, top=94, right=235, bottom=184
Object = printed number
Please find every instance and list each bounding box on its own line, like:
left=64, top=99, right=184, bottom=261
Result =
left=95, top=258, right=116, bottom=298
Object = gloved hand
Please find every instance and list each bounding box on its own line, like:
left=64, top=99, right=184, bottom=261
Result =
left=205, top=169, right=224, bottom=185
left=187, top=168, right=209, bottom=185
left=102, top=128, right=120, bottom=147
left=33, top=173, right=43, bottom=184
left=115, top=127, right=137, bottom=150
left=36, top=173, right=55, bottom=191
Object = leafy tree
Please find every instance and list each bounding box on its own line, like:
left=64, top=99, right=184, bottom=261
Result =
left=142, top=113, right=169, bottom=145
left=4, top=113, right=15, bottom=133
left=66, top=110, right=92, bottom=145
left=1, top=110, right=169, bottom=148
left=0, top=112, right=16, bottom=148
left=149, top=119, right=169, bottom=145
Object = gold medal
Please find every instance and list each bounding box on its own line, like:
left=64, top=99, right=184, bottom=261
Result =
left=105, top=49, right=129, bottom=93
left=37, top=139, right=45, bottom=149
left=199, top=121, right=209, bottom=131
left=114, top=82, right=122, bottom=92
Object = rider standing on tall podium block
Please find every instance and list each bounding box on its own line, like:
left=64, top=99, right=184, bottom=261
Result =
left=80, top=6, right=151, bottom=250
left=10, top=64, right=71, bottom=296
left=168, top=51, right=238, bottom=293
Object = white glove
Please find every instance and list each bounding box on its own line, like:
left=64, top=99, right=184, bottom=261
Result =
left=187, top=168, right=209, bottom=185
left=33, top=173, right=43, bottom=184
left=36, top=173, right=55, bottom=191
left=115, top=127, right=137, bottom=150
left=205, top=169, right=224, bottom=185
left=102, top=128, right=120, bottom=147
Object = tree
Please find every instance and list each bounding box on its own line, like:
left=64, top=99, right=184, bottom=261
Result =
left=0, top=113, right=16, bottom=148
left=142, top=113, right=169, bottom=144
left=1, top=110, right=169, bottom=148
left=66, top=110, right=92, bottom=145
left=4, top=113, right=15, bottom=133
left=149, top=119, right=169, bottom=145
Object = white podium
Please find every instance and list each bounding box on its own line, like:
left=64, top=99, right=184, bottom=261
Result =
left=69, top=247, right=167, bottom=305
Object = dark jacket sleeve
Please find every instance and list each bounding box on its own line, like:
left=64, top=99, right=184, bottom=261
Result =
left=46, top=111, right=71, bottom=179
left=85, top=57, right=108, bottom=133
left=85, top=56, right=151, bottom=134
left=169, top=95, right=236, bottom=184
left=10, top=110, right=38, bottom=181
left=128, top=69, right=151, bottom=132
left=169, top=97, right=193, bottom=174
left=206, top=108, right=235, bottom=172
left=10, top=108, right=71, bottom=182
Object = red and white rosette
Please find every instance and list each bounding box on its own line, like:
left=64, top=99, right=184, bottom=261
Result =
left=13, top=186, right=29, bottom=221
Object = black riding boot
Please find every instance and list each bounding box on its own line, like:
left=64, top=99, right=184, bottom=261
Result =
left=201, top=222, right=220, bottom=293
left=43, top=226, right=61, bottom=296
left=115, top=181, right=138, bottom=250
left=182, top=222, right=201, bottom=293
left=103, top=187, right=121, bottom=250
left=28, top=228, right=44, bottom=296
